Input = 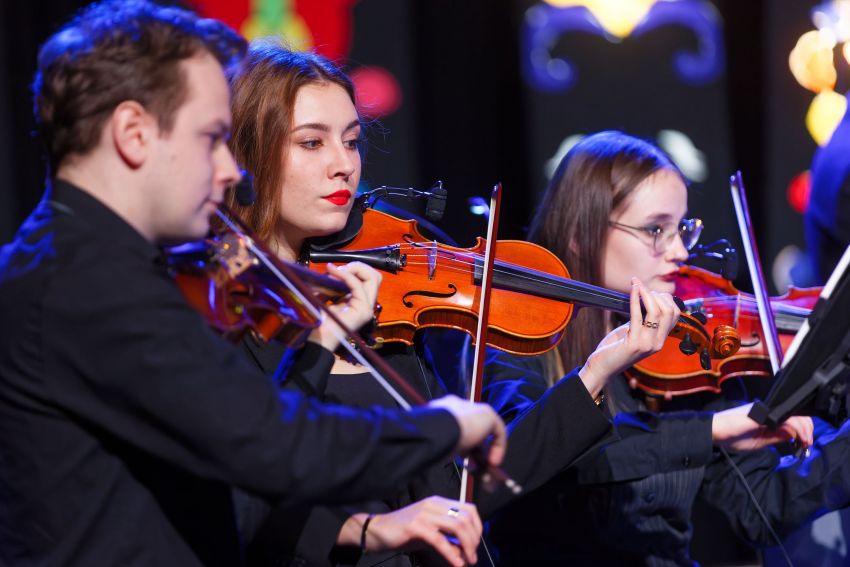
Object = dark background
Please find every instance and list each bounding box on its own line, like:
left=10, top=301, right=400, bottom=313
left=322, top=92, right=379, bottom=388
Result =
left=0, top=0, right=824, bottom=292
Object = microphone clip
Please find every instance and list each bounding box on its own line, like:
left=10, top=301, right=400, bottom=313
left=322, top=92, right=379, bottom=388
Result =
left=685, top=239, right=739, bottom=280
left=355, top=181, right=447, bottom=221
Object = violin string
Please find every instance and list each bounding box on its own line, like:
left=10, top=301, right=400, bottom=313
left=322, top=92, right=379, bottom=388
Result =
left=690, top=295, right=811, bottom=312
left=390, top=256, right=711, bottom=339
left=690, top=296, right=811, bottom=317
left=400, top=259, right=632, bottom=311
left=355, top=245, right=709, bottom=336
left=397, top=252, right=630, bottom=308
left=388, top=246, right=813, bottom=320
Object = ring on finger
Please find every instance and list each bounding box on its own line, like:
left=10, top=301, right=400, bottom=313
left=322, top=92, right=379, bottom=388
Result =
left=642, top=320, right=659, bottom=329
left=447, top=507, right=460, bottom=518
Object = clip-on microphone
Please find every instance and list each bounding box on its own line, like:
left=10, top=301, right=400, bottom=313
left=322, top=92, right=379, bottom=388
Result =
left=356, top=181, right=448, bottom=221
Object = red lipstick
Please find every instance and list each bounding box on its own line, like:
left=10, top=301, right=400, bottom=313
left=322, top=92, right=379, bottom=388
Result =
left=323, top=190, right=352, bottom=206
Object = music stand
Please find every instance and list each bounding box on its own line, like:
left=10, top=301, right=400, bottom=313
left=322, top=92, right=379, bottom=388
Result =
left=748, top=245, right=850, bottom=428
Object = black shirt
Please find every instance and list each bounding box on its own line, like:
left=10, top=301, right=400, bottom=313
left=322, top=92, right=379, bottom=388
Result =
left=239, top=332, right=613, bottom=567
left=239, top=337, right=459, bottom=567
left=0, top=180, right=460, bottom=567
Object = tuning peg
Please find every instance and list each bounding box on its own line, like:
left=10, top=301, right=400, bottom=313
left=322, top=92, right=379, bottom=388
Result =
left=699, top=349, right=711, bottom=370
left=679, top=332, right=697, bottom=356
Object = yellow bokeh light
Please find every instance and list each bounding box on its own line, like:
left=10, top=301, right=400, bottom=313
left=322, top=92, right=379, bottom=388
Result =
left=806, top=89, right=847, bottom=145
left=789, top=30, right=837, bottom=93
left=544, top=0, right=657, bottom=38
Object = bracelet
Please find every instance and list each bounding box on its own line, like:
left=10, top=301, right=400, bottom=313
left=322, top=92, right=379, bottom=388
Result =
left=594, top=391, right=605, bottom=407
left=360, top=514, right=374, bottom=554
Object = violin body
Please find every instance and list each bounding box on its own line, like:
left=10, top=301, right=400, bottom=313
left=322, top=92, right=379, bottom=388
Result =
left=167, top=224, right=349, bottom=348
left=321, top=209, right=574, bottom=355
left=627, top=265, right=820, bottom=397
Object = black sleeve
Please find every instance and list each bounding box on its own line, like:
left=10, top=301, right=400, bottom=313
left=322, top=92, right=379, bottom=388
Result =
left=45, top=257, right=460, bottom=506
left=238, top=341, right=431, bottom=563
left=476, top=349, right=612, bottom=516
left=240, top=492, right=386, bottom=567
left=700, top=417, right=850, bottom=545
left=573, top=409, right=715, bottom=484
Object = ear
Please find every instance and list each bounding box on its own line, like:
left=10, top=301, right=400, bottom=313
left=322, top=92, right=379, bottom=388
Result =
left=110, top=101, right=157, bottom=168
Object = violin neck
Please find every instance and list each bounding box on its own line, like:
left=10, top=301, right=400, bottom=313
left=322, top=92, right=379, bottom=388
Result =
left=476, top=259, right=631, bottom=314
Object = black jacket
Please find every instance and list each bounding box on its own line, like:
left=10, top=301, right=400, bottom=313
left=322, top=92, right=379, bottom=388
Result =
left=0, top=181, right=462, bottom=567
left=485, top=349, right=850, bottom=566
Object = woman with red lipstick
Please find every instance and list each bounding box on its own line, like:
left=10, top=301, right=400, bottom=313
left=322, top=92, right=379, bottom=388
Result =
left=224, top=41, right=487, bottom=567
left=483, top=131, right=850, bottom=566
left=221, top=41, right=712, bottom=567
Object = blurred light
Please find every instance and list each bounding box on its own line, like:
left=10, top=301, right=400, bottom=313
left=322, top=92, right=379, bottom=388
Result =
left=789, top=29, right=837, bottom=93
left=772, top=245, right=804, bottom=292
left=806, top=89, right=847, bottom=144
left=350, top=66, right=402, bottom=119
left=819, top=27, right=839, bottom=48
left=241, top=0, right=311, bottom=46
left=467, top=197, right=490, bottom=217
left=843, top=40, right=850, bottom=65
left=656, top=130, right=708, bottom=182
left=545, top=134, right=585, bottom=180
left=544, top=0, right=656, bottom=38
left=812, top=0, right=850, bottom=42
left=786, top=170, right=812, bottom=214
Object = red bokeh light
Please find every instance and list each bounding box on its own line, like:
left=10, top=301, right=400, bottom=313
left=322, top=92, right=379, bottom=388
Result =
left=786, top=170, right=812, bottom=214
left=351, top=66, right=402, bottom=118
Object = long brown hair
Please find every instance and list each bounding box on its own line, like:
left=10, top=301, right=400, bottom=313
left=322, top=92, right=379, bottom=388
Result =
left=226, top=39, right=357, bottom=242
left=528, top=131, right=684, bottom=384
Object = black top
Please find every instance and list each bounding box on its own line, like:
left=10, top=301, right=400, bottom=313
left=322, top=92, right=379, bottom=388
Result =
left=239, top=337, right=461, bottom=567
left=0, top=180, right=461, bottom=567
left=238, top=332, right=612, bottom=567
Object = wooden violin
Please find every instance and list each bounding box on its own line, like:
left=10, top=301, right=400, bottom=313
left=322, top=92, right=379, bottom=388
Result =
left=165, top=221, right=350, bottom=348
left=627, top=264, right=820, bottom=398
left=307, top=208, right=741, bottom=369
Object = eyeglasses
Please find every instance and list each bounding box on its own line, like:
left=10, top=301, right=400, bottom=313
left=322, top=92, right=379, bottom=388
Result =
left=608, top=217, right=703, bottom=254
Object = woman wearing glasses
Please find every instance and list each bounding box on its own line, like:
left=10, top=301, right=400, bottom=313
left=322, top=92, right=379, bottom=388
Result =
left=480, top=131, right=850, bottom=566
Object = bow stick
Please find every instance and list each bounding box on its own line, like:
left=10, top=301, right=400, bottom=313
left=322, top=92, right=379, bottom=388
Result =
left=459, top=184, right=521, bottom=501
left=729, top=171, right=783, bottom=374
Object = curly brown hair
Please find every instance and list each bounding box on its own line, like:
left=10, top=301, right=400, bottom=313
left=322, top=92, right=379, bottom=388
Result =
left=33, top=0, right=246, bottom=175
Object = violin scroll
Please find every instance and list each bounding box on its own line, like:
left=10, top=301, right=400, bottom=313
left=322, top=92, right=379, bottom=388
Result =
left=711, top=325, right=742, bottom=358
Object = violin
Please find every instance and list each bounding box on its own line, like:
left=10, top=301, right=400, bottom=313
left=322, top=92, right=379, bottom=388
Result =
left=627, top=264, right=821, bottom=398
left=165, top=217, right=350, bottom=348
left=307, top=208, right=741, bottom=369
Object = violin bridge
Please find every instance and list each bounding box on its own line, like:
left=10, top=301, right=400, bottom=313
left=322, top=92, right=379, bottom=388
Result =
left=427, top=241, right=437, bottom=280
